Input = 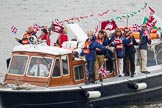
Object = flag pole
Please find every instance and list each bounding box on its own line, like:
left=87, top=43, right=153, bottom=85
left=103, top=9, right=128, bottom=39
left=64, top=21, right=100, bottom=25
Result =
left=126, top=16, right=129, bottom=27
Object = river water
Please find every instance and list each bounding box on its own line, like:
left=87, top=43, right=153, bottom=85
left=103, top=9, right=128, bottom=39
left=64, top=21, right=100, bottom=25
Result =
left=0, top=0, right=162, bottom=107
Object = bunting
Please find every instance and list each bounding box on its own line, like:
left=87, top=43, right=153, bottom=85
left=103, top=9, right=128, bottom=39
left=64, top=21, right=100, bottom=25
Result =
left=10, top=3, right=148, bottom=34
left=55, top=3, right=147, bottom=24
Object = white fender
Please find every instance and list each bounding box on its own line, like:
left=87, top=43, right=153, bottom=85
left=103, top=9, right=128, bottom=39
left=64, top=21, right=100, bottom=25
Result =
left=135, top=82, right=147, bottom=90
left=85, top=91, right=101, bottom=99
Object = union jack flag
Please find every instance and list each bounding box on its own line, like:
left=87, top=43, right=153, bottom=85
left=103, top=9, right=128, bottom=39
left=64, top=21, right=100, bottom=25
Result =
left=98, top=65, right=108, bottom=78
left=11, top=26, right=18, bottom=34
left=132, top=24, right=141, bottom=32
left=33, top=23, right=39, bottom=32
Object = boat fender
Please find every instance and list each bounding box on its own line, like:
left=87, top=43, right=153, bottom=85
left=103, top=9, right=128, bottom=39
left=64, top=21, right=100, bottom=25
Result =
left=128, top=82, right=147, bottom=90
left=135, top=82, right=147, bottom=90
left=28, top=35, right=37, bottom=44
left=85, top=91, right=101, bottom=99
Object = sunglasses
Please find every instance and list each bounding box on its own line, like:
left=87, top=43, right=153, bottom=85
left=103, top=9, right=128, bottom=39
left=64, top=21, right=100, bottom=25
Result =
left=117, top=31, right=121, bottom=32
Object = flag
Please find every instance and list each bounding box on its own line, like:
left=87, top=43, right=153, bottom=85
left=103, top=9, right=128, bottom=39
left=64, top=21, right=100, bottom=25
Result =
left=11, top=26, right=18, bottom=34
left=144, top=6, right=155, bottom=18
left=143, top=6, right=162, bottom=30
left=33, top=23, right=39, bottom=32
left=148, top=6, right=155, bottom=16
left=132, top=24, right=137, bottom=32
left=51, top=24, right=64, bottom=33
left=143, top=14, right=162, bottom=30
left=98, top=65, right=108, bottom=78
left=132, top=24, right=141, bottom=32
left=101, top=20, right=117, bottom=31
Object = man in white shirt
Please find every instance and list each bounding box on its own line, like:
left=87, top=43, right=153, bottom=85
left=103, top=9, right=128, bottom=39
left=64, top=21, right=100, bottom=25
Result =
left=29, top=59, right=49, bottom=77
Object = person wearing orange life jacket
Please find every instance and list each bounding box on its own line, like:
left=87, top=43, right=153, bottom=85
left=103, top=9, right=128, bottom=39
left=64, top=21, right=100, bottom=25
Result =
left=94, top=30, right=110, bottom=82
left=110, top=28, right=127, bottom=77
left=80, top=31, right=109, bottom=84
left=54, top=27, right=68, bottom=47
left=15, top=26, right=37, bottom=44
left=38, top=28, right=51, bottom=46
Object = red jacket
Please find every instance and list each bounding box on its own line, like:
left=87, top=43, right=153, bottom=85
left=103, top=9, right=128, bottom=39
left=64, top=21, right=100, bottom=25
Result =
left=39, top=33, right=50, bottom=46
left=56, top=33, right=68, bottom=47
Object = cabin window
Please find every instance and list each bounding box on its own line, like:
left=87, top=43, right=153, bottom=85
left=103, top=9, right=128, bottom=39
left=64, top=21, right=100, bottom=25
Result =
left=53, top=58, right=61, bottom=77
left=8, top=55, right=28, bottom=75
left=74, top=65, right=84, bottom=80
left=61, top=55, right=69, bottom=76
left=27, top=57, right=52, bottom=77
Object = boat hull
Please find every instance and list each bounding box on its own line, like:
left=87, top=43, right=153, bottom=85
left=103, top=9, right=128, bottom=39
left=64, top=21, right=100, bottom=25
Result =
left=1, top=73, right=162, bottom=108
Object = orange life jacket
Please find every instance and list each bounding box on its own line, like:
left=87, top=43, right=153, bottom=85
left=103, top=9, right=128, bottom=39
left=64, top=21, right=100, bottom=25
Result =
left=84, top=40, right=92, bottom=54
left=151, top=29, right=157, bottom=33
left=132, top=32, right=158, bottom=40
left=96, top=36, right=105, bottom=52
left=114, top=36, right=123, bottom=50
left=22, top=33, right=33, bottom=44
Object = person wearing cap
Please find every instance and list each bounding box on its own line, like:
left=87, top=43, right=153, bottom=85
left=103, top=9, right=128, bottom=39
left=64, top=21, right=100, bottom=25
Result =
left=138, top=24, right=151, bottom=74
left=54, top=27, right=68, bottom=47
left=80, top=31, right=109, bottom=84
left=38, top=28, right=51, bottom=46
left=15, top=26, right=37, bottom=44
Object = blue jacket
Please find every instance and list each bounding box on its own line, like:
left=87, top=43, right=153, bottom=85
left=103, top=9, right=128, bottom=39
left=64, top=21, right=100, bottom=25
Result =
left=139, top=31, right=151, bottom=50
left=80, top=38, right=106, bottom=61
left=124, top=36, right=139, bottom=55
left=109, top=35, right=127, bottom=58
left=95, top=36, right=109, bottom=55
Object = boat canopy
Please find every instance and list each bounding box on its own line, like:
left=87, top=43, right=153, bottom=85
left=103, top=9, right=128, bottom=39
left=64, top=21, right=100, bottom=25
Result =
left=12, top=44, right=72, bottom=55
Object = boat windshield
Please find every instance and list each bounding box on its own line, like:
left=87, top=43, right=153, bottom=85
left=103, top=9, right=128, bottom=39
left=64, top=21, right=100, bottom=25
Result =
left=8, top=55, right=28, bottom=75
left=27, top=57, right=52, bottom=77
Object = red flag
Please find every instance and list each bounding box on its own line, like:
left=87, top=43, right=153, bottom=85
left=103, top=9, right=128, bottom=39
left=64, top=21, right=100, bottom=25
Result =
left=149, top=6, right=155, bottom=16
left=146, top=16, right=157, bottom=28
left=51, top=24, right=64, bottom=33
left=101, top=20, right=117, bottom=31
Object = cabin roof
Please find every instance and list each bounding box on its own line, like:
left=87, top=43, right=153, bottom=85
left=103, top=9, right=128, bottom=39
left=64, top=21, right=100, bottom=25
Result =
left=12, top=44, right=72, bottom=55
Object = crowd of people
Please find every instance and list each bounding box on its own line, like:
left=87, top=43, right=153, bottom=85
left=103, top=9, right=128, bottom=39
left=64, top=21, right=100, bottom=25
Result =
left=81, top=24, right=152, bottom=84
left=15, top=25, right=68, bottom=47
left=15, top=24, right=154, bottom=84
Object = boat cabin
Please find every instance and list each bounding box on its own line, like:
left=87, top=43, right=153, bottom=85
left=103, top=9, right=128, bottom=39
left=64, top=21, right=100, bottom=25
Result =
left=5, top=44, right=87, bottom=87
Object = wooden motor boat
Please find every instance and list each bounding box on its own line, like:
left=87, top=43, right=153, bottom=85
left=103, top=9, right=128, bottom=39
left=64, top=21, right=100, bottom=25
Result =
left=1, top=37, right=162, bottom=108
